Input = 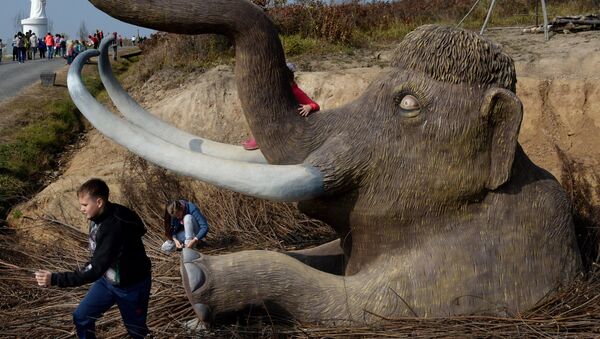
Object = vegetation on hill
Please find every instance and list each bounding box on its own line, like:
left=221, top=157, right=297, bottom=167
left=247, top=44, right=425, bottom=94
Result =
left=132, top=0, right=598, bottom=81
left=0, top=63, right=129, bottom=224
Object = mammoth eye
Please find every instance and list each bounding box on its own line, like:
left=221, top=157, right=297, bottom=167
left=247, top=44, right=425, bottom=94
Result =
left=399, top=95, right=420, bottom=111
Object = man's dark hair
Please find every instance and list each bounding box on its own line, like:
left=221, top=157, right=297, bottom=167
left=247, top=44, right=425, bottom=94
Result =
left=77, top=178, right=110, bottom=200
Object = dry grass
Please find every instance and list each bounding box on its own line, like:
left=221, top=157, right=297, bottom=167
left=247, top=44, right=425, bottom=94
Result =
left=2, top=1, right=600, bottom=336
left=131, top=0, right=598, bottom=82
left=557, top=147, right=600, bottom=271
left=118, top=155, right=335, bottom=250
left=133, top=33, right=233, bottom=83
left=0, top=155, right=334, bottom=338
left=2, top=147, right=600, bottom=337
left=0, top=65, right=102, bottom=224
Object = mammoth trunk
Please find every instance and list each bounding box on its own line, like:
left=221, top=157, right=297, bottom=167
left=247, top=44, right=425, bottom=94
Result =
left=88, top=0, right=310, bottom=163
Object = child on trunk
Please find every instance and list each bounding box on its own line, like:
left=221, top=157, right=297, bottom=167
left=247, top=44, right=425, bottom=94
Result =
left=242, top=62, right=320, bottom=150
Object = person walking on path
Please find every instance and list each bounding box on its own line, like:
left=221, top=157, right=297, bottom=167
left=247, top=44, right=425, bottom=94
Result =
left=0, top=39, right=5, bottom=64
left=54, top=34, right=62, bottom=57
left=12, top=35, right=18, bottom=62
left=24, top=31, right=31, bottom=60
left=89, top=34, right=99, bottom=49
left=111, top=32, right=118, bottom=61
left=45, top=32, right=55, bottom=59
left=29, top=33, right=38, bottom=60
left=34, top=178, right=152, bottom=339
left=60, top=35, right=67, bottom=57
left=15, top=32, right=26, bottom=64
left=66, top=40, right=75, bottom=65
left=161, top=199, right=209, bottom=252
left=38, top=38, right=46, bottom=59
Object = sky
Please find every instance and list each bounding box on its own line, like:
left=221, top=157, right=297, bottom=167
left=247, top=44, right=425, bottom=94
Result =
left=1, top=0, right=155, bottom=43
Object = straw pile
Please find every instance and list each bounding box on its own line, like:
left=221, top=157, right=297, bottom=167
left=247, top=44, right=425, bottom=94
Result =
left=1, top=152, right=600, bottom=338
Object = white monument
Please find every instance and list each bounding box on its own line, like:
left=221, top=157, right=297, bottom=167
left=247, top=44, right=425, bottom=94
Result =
left=21, top=0, right=48, bottom=38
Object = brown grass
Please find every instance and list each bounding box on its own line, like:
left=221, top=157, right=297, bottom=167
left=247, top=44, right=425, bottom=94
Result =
left=131, top=0, right=598, bottom=82
left=2, top=144, right=600, bottom=338
left=2, top=1, right=600, bottom=336
left=133, top=33, right=233, bottom=83
left=118, top=155, right=335, bottom=250
left=0, top=65, right=102, bottom=224
left=557, top=146, right=600, bottom=271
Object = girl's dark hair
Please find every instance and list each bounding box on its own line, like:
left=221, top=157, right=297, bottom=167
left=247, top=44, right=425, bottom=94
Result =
left=163, top=200, right=184, bottom=239
left=163, top=207, right=172, bottom=239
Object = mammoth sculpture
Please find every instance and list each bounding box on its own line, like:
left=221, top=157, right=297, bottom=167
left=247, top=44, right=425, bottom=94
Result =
left=68, top=0, right=582, bottom=325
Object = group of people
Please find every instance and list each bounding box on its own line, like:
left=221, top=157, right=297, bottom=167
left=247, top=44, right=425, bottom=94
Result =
left=7, top=30, right=47, bottom=63
left=2, top=30, right=74, bottom=65
left=1, top=29, right=126, bottom=66
left=34, top=179, right=209, bottom=338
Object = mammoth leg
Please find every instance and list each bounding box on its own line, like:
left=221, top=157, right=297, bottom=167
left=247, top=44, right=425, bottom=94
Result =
left=285, top=239, right=346, bottom=275
left=181, top=248, right=372, bottom=325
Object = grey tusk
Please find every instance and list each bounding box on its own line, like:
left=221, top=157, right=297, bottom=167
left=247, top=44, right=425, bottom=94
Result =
left=98, top=36, right=267, bottom=164
left=68, top=50, right=324, bottom=202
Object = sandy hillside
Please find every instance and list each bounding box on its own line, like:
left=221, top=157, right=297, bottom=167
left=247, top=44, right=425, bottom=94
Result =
left=9, top=27, right=600, bottom=235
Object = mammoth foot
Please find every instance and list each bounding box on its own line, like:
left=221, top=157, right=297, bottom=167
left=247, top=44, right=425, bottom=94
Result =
left=181, top=250, right=211, bottom=323
left=180, top=247, right=410, bottom=326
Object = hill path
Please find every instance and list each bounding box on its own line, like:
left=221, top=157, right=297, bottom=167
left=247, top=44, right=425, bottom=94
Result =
left=0, top=57, right=66, bottom=103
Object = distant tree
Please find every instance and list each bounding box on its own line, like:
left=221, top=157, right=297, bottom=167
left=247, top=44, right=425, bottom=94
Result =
left=251, top=0, right=269, bottom=8
left=78, top=21, right=89, bottom=41
left=251, top=0, right=287, bottom=8
left=13, top=10, right=26, bottom=34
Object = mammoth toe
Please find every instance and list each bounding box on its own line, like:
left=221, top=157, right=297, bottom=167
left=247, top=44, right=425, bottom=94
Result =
left=184, top=262, right=206, bottom=292
left=180, top=249, right=208, bottom=297
left=182, top=247, right=202, bottom=263
left=193, top=303, right=211, bottom=322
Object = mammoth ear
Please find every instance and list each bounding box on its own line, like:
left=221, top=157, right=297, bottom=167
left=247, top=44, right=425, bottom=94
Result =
left=480, top=88, right=523, bottom=190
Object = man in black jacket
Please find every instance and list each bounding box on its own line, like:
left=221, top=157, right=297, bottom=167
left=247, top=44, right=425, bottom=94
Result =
left=35, top=178, right=152, bottom=339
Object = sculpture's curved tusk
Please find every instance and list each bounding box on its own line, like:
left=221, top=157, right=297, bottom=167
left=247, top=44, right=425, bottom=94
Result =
left=98, top=36, right=267, bottom=164
left=68, top=50, right=325, bottom=202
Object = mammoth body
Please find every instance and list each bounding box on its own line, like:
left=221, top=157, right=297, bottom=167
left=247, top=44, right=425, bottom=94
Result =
left=71, top=0, right=582, bottom=325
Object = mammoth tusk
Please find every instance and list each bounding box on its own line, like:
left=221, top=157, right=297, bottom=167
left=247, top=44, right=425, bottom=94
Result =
left=97, top=36, right=267, bottom=164
left=68, top=50, right=325, bottom=202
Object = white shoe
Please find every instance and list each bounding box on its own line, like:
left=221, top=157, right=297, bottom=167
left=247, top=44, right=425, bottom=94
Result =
left=161, top=240, right=176, bottom=252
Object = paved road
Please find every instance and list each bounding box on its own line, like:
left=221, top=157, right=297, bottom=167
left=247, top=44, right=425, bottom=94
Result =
left=0, top=57, right=67, bottom=103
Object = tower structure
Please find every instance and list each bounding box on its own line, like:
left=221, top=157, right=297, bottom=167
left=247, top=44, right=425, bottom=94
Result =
left=21, top=0, right=48, bottom=37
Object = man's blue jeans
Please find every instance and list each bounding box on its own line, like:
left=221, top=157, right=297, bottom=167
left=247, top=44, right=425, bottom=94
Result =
left=73, top=276, right=151, bottom=339
left=18, top=48, right=26, bottom=63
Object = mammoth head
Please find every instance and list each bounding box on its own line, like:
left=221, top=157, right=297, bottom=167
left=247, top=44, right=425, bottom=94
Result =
left=309, top=25, right=524, bottom=214
left=390, top=25, right=522, bottom=195
left=70, top=2, right=522, bottom=215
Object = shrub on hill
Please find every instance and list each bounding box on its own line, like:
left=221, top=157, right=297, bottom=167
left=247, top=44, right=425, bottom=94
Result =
left=132, top=0, right=596, bottom=81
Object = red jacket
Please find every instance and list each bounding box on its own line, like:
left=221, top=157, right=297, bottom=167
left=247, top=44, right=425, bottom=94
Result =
left=291, top=81, right=319, bottom=112
left=44, top=34, right=54, bottom=46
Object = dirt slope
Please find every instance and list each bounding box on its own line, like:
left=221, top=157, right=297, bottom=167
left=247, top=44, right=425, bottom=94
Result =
left=9, top=28, right=600, bottom=234
left=489, top=28, right=600, bottom=179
